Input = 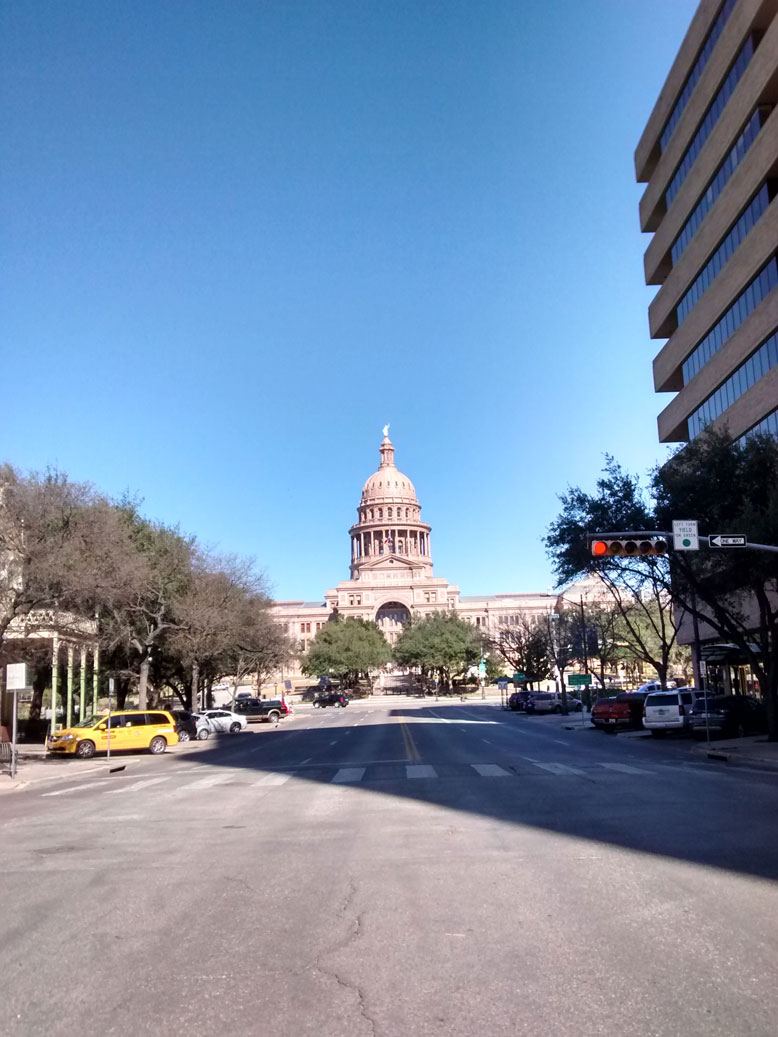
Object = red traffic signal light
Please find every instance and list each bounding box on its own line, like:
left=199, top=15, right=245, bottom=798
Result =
left=591, top=538, right=668, bottom=558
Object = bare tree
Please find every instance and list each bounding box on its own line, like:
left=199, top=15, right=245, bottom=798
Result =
left=489, top=615, right=550, bottom=689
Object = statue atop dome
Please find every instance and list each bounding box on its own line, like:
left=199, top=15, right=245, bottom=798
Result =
left=382, top=423, right=390, bottom=438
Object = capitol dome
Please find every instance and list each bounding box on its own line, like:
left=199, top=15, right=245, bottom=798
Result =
left=360, top=434, right=418, bottom=504
left=348, top=431, right=432, bottom=580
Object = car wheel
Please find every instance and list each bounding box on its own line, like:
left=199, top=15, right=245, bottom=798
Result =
left=736, top=722, right=747, bottom=738
left=229, top=722, right=242, bottom=733
left=149, top=736, right=167, bottom=755
left=197, top=728, right=210, bottom=741
left=313, top=701, right=321, bottom=708
left=76, top=739, right=96, bottom=759
left=177, top=729, right=191, bottom=743
left=268, top=710, right=281, bottom=722
left=554, top=706, right=562, bottom=714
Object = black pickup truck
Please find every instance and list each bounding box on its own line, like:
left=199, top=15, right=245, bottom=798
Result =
left=231, top=698, right=290, bottom=723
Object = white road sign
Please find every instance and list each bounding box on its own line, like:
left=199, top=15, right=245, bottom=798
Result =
left=709, top=534, right=747, bottom=548
left=6, top=662, right=29, bottom=690
left=672, top=519, right=699, bottom=551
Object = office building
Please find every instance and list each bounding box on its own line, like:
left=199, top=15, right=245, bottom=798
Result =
left=635, top=0, right=778, bottom=442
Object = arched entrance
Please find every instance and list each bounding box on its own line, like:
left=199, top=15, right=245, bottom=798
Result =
left=375, top=601, right=410, bottom=642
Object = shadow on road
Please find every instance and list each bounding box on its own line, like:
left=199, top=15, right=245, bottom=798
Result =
left=179, top=703, right=778, bottom=883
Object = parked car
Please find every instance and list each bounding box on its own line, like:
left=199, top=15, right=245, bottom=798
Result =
left=313, top=691, right=350, bottom=709
left=642, top=687, right=708, bottom=736
left=637, top=680, right=677, bottom=694
left=198, top=708, right=248, bottom=734
left=689, top=695, right=767, bottom=739
left=508, top=690, right=533, bottom=712
left=591, top=693, right=647, bottom=731
left=47, top=710, right=179, bottom=758
left=231, top=698, right=290, bottom=723
left=525, top=692, right=582, bottom=714
left=170, top=710, right=203, bottom=743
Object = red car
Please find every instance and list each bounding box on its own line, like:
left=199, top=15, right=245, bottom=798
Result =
left=591, top=693, right=647, bottom=731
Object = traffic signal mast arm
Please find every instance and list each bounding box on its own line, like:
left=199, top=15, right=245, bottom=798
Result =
left=587, top=531, right=778, bottom=554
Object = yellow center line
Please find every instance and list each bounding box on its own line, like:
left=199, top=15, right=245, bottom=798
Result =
left=401, top=720, right=421, bottom=762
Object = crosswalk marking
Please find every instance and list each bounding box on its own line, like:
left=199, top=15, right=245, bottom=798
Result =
left=332, top=767, right=365, bottom=783
left=523, top=760, right=587, bottom=777
left=42, top=780, right=112, bottom=797
left=406, top=765, right=437, bottom=779
left=600, top=763, right=652, bottom=776
left=179, top=773, right=236, bottom=790
left=104, top=777, right=170, bottom=795
left=471, top=763, right=511, bottom=777
left=253, top=772, right=294, bottom=787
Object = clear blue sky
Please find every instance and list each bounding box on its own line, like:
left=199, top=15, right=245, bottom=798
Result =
left=1, top=0, right=698, bottom=600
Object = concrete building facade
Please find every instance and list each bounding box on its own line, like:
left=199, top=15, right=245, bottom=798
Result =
left=636, top=0, right=778, bottom=443
left=273, top=432, right=557, bottom=673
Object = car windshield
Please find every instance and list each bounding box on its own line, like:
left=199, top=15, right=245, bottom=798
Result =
left=646, top=693, right=678, bottom=706
left=71, top=715, right=101, bottom=728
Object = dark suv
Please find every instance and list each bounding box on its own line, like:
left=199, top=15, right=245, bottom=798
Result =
left=508, top=691, right=532, bottom=712
left=313, top=691, right=349, bottom=709
left=232, top=698, right=290, bottom=723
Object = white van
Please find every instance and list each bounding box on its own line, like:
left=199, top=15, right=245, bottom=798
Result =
left=642, top=687, right=708, bottom=736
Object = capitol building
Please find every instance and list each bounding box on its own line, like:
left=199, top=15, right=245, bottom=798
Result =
left=272, top=430, right=564, bottom=674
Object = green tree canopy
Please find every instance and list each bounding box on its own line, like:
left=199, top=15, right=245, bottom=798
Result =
left=302, top=617, right=391, bottom=688
left=393, top=612, right=481, bottom=690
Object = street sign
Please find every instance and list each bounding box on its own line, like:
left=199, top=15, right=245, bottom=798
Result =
left=567, top=674, right=592, bottom=686
left=513, top=672, right=525, bottom=682
left=6, top=663, right=29, bottom=690
left=497, top=678, right=508, bottom=689
left=709, top=534, right=747, bottom=548
left=672, top=519, right=699, bottom=551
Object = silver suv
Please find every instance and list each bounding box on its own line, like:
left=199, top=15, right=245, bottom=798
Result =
left=526, top=692, right=583, bottom=714
left=642, top=687, right=708, bottom=736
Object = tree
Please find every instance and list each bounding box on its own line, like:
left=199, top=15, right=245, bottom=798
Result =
left=541, top=610, right=578, bottom=712
left=302, top=617, right=391, bottom=688
left=489, top=615, right=550, bottom=688
left=544, top=458, right=681, bottom=689
left=103, top=502, right=195, bottom=709
left=0, top=464, right=138, bottom=654
left=653, top=428, right=778, bottom=740
left=393, top=612, right=481, bottom=691
left=545, top=431, right=778, bottom=740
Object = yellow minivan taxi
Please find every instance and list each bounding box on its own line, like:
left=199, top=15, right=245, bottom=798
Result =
left=47, top=710, right=179, bottom=758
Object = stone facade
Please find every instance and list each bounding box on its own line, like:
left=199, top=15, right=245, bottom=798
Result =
left=272, top=432, right=559, bottom=674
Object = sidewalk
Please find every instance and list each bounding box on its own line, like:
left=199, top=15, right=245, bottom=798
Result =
left=0, top=739, right=209, bottom=793
left=498, top=706, right=778, bottom=771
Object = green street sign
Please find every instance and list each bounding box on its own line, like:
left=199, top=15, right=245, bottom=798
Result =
left=567, top=674, right=592, bottom=686
left=513, top=672, right=525, bottom=681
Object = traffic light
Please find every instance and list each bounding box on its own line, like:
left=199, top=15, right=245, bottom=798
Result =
left=591, top=538, right=668, bottom=558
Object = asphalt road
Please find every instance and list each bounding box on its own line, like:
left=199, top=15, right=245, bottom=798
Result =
left=2, top=700, right=778, bottom=1036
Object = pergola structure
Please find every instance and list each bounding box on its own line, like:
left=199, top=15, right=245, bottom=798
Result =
left=0, top=608, right=100, bottom=732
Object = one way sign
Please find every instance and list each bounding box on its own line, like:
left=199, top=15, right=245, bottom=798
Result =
left=709, top=534, right=747, bottom=548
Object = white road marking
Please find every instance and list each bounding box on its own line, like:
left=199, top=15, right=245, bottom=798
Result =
left=329, top=740, right=339, bottom=746
left=42, top=780, right=112, bottom=797
left=471, top=763, right=511, bottom=777
left=406, top=765, right=437, bottom=779
left=104, top=777, right=169, bottom=795
left=524, top=759, right=587, bottom=777
left=298, top=757, right=313, bottom=765
left=481, top=738, right=493, bottom=745
left=600, top=763, right=653, bottom=775
left=331, top=767, right=365, bottom=783
left=253, top=772, right=294, bottom=787
left=179, top=773, right=236, bottom=790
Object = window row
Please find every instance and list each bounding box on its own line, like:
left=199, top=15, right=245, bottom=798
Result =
left=671, top=106, right=771, bottom=266
left=359, top=506, right=419, bottom=522
left=660, top=0, right=737, bottom=152
left=677, top=182, right=772, bottom=326
left=741, top=406, right=778, bottom=441
left=688, top=325, right=778, bottom=438
left=682, top=256, right=778, bottom=383
left=666, top=36, right=755, bottom=209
